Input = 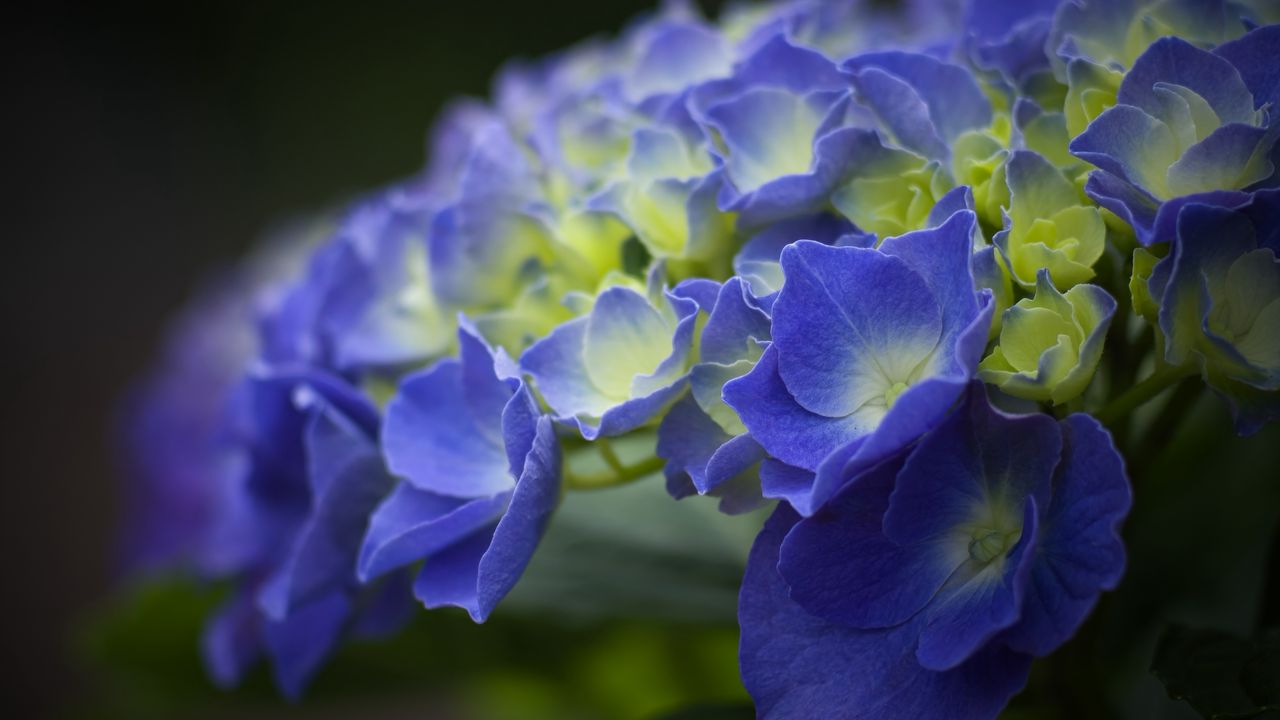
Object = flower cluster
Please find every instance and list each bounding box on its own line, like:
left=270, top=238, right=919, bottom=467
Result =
left=126, top=0, right=1280, bottom=715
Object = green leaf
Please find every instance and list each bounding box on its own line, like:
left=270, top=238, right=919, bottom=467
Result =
left=504, top=474, right=769, bottom=623
left=1151, top=624, right=1280, bottom=718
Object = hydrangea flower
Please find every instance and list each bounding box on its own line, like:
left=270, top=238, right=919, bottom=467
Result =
left=995, top=150, right=1105, bottom=290
left=318, top=183, right=454, bottom=374
left=657, top=276, right=771, bottom=513
left=963, top=0, right=1062, bottom=89
left=358, top=320, right=561, bottom=621
left=121, top=0, right=1280, bottom=711
left=1048, top=0, right=1268, bottom=80
left=730, top=212, right=862, bottom=310
left=1069, top=32, right=1280, bottom=244
left=521, top=270, right=701, bottom=440
left=187, top=175, right=477, bottom=696
left=831, top=50, right=997, bottom=238
left=689, top=34, right=865, bottom=227
left=1145, top=189, right=1280, bottom=433
left=979, top=269, right=1116, bottom=404
left=724, top=210, right=992, bottom=514
left=202, top=368, right=400, bottom=698
left=590, top=122, right=734, bottom=263
left=844, top=51, right=993, bottom=165
left=740, top=383, right=1130, bottom=719
left=121, top=230, right=318, bottom=572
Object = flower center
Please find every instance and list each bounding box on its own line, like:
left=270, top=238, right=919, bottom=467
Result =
left=967, top=528, right=1019, bottom=565
left=883, top=381, right=909, bottom=408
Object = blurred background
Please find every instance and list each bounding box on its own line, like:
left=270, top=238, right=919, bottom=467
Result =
left=4, top=2, right=750, bottom=717
left=5, top=1, right=1279, bottom=719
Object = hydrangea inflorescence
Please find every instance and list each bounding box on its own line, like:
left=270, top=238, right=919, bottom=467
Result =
left=125, top=0, right=1279, bottom=715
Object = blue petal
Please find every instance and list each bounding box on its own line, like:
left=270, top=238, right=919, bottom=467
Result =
left=915, top=501, right=1039, bottom=671
left=724, top=345, right=871, bottom=472
left=263, top=592, right=351, bottom=700
left=964, top=0, right=1061, bottom=42
left=202, top=589, right=262, bottom=689
left=587, top=379, right=690, bottom=440
left=671, top=277, right=723, bottom=314
left=808, top=376, right=972, bottom=514
left=501, top=383, right=542, bottom=479
left=522, top=289, right=697, bottom=439
left=521, top=317, right=615, bottom=419
left=324, top=194, right=451, bottom=373
left=772, top=241, right=942, bottom=418
left=882, top=385, right=1060, bottom=549
left=349, top=572, right=415, bottom=640
left=414, top=417, right=561, bottom=622
left=845, top=51, right=992, bottom=143
left=1069, top=105, right=1175, bottom=199
left=427, top=121, right=552, bottom=310
left=356, top=482, right=508, bottom=582
left=1003, top=414, right=1130, bottom=656
left=1118, top=36, right=1257, bottom=126
left=583, top=287, right=678, bottom=398
left=759, top=459, right=818, bottom=514
left=1214, top=24, right=1280, bottom=112
left=1081, top=170, right=1161, bottom=243
left=707, top=88, right=836, bottom=194
left=705, top=433, right=767, bottom=494
left=1166, top=123, right=1276, bottom=197
left=850, top=66, right=949, bottom=160
left=700, top=33, right=847, bottom=101
left=257, top=402, right=394, bottom=620
left=705, top=87, right=859, bottom=226
left=459, top=318, right=518, bottom=446
left=972, top=16, right=1054, bottom=86
left=880, top=210, right=988, bottom=373
left=779, top=455, right=952, bottom=629
left=700, top=277, right=772, bottom=365
left=927, top=187, right=976, bottom=229
left=739, top=505, right=1033, bottom=720
left=733, top=213, right=855, bottom=302
left=626, top=21, right=731, bottom=102
left=382, top=359, right=512, bottom=498
left=658, top=394, right=733, bottom=493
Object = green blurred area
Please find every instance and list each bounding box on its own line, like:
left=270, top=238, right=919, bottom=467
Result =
left=79, top=578, right=750, bottom=720
left=78, top=478, right=761, bottom=720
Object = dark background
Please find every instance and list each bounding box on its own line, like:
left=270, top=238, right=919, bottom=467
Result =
left=4, top=2, right=714, bottom=715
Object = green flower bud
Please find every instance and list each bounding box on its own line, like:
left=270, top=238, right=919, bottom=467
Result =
left=979, top=269, right=1117, bottom=405
left=833, top=151, right=952, bottom=239
left=951, top=123, right=1010, bottom=232
left=1064, top=60, right=1122, bottom=138
left=995, top=151, right=1106, bottom=290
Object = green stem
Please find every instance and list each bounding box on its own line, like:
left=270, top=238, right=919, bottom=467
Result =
left=1130, top=379, right=1201, bottom=466
left=1095, top=363, right=1197, bottom=428
left=563, top=455, right=666, bottom=491
left=596, top=438, right=625, bottom=475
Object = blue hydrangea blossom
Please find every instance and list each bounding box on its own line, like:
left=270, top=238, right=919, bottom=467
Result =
left=359, top=320, right=561, bottom=621
left=1070, top=32, right=1280, bottom=244
left=724, top=210, right=993, bottom=514
left=740, top=384, right=1130, bottom=719
left=122, top=0, right=1280, bottom=714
